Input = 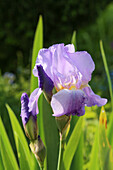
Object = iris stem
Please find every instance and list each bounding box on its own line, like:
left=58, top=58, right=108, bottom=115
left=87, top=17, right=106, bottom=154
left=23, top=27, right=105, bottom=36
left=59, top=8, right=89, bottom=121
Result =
left=38, top=161, right=44, bottom=170
left=40, top=166, right=44, bottom=170
left=57, top=134, right=65, bottom=170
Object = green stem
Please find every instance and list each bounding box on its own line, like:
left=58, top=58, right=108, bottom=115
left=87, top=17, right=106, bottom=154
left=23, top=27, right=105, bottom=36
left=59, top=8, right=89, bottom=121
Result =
left=38, top=161, right=44, bottom=170
left=40, top=166, right=44, bottom=170
left=57, top=134, right=65, bottom=170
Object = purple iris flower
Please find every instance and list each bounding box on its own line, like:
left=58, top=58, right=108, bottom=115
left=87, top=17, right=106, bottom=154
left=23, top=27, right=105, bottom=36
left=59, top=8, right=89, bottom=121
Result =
left=21, top=89, right=41, bottom=125
left=30, top=43, right=107, bottom=117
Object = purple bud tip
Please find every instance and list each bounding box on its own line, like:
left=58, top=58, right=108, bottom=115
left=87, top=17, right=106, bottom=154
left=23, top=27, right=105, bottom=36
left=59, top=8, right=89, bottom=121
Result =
left=21, top=93, right=31, bottom=125
left=21, top=92, right=28, bottom=102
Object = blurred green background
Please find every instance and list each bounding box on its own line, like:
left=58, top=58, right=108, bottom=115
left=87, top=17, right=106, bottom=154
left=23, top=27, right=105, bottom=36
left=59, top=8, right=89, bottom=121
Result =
left=0, top=0, right=113, bottom=167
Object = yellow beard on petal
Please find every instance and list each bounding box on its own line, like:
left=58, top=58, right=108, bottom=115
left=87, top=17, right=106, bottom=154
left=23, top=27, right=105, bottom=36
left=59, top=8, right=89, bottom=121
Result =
left=55, top=83, right=88, bottom=92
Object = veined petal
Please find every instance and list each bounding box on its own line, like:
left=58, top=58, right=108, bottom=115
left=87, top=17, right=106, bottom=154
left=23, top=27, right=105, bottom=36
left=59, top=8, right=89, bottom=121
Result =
left=83, top=86, right=107, bottom=107
left=28, top=88, right=42, bottom=116
left=33, top=44, right=75, bottom=89
left=21, top=93, right=31, bottom=125
left=33, top=48, right=53, bottom=78
left=68, top=51, right=95, bottom=85
left=51, top=89, right=86, bottom=117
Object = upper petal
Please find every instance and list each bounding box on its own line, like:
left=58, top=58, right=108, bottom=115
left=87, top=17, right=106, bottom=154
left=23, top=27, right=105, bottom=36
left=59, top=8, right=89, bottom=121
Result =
left=67, top=51, right=95, bottom=85
left=33, top=44, right=75, bottom=88
left=51, top=89, right=86, bottom=117
left=34, top=48, right=53, bottom=78
left=83, top=86, right=107, bottom=107
left=28, top=88, right=42, bottom=116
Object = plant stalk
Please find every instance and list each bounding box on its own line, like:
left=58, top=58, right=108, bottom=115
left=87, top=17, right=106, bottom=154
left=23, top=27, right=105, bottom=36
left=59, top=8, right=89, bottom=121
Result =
left=40, top=165, right=44, bottom=170
left=57, top=134, right=65, bottom=170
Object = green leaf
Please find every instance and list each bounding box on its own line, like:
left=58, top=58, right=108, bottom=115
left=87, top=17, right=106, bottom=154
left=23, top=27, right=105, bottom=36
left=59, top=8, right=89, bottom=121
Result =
left=68, top=116, right=83, bottom=170
left=14, top=132, right=31, bottom=170
left=89, top=126, right=99, bottom=170
left=107, top=113, right=113, bottom=149
left=0, top=150, right=4, bottom=170
left=29, top=15, right=43, bottom=169
left=99, top=107, right=113, bottom=170
left=62, top=117, right=83, bottom=170
left=0, top=118, right=19, bottom=170
left=30, top=153, right=40, bottom=170
left=30, top=15, right=43, bottom=93
left=37, top=94, right=47, bottom=170
left=100, top=41, right=113, bottom=148
left=6, top=104, right=32, bottom=169
left=0, top=138, right=14, bottom=170
left=42, top=97, right=59, bottom=170
left=100, top=41, right=113, bottom=111
left=71, top=130, right=83, bottom=170
left=71, top=31, right=77, bottom=51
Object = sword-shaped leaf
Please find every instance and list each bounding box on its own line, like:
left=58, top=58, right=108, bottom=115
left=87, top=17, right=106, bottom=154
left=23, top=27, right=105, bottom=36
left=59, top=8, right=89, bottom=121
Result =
left=30, top=15, right=43, bottom=93
left=0, top=118, right=19, bottom=170
left=62, top=117, right=83, bottom=170
left=99, top=106, right=113, bottom=170
left=6, top=104, right=33, bottom=169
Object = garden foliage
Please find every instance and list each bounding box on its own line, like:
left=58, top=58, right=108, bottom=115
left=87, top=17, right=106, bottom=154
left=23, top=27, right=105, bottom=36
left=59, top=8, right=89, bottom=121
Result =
left=0, top=16, right=113, bottom=170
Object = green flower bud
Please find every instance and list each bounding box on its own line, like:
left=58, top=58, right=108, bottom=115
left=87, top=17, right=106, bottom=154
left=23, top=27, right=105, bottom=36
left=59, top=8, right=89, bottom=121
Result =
left=30, top=136, right=46, bottom=168
left=24, top=115, right=38, bottom=141
left=55, top=115, right=71, bottom=140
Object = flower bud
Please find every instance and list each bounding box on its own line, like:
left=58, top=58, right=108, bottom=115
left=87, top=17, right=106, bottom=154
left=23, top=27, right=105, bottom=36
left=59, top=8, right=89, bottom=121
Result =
left=20, top=92, right=38, bottom=141
left=30, top=135, right=46, bottom=168
left=55, top=115, right=71, bottom=139
left=99, top=106, right=107, bottom=129
left=24, top=115, right=38, bottom=141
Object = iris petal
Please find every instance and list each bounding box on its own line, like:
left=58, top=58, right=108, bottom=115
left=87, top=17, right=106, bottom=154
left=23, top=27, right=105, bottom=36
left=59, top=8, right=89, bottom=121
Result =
left=83, top=86, right=107, bottom=107
left=64, top=44, right=75, bottom=53
left=67, top=51, right=95, bottom=86
left=28, top=88, right=42, bottom=115
left=51, top=89, right=86, bottom=117
left=21, top=93, right=31, bottom=125
left=33, top=65, right=54, bottom=102
left=33, top=44, right=76, bottom=89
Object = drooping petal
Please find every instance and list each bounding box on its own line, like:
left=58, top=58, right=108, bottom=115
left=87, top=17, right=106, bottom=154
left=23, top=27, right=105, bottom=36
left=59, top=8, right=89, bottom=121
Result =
left=34, top=65, right=54, bottom=102
left=83, top=86, right=107, bottom=107
left=67, top=51, right=95, bottom=86
left=28, top=88, right=42, bottom=116
left=51, top=89, right=86, bottom=117
left=21, top=93, right=31, bottom=125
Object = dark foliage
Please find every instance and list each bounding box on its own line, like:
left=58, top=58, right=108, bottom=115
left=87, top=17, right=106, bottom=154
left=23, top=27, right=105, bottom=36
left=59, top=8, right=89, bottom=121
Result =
left=0, top=0, right=112, bottom=72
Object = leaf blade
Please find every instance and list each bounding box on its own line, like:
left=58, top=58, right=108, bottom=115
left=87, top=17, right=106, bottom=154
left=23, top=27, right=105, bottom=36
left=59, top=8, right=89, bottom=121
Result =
left=0, top=118, right=19, bottom=170
left=99, top=106, right=113, bottom=170
left=100, top=40, right=113, bottom=111
left=30, top=15, right=43, bottom=93
left=62, top=117, right=83, bottom=170
left=89, top=126, right=99, bottom=170
left=71, top=30, right=77, bottom=51
left=6, top=104, right=32, bottom=169
left=42, top=98, right=59, bottom=170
